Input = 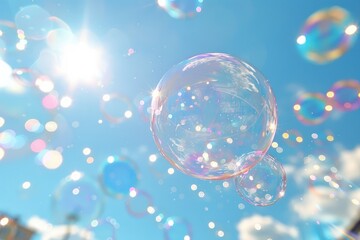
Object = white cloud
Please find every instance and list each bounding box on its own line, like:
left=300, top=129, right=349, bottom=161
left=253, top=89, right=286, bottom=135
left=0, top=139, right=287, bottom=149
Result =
left=27, top=216, right=93, bottom=240
left=338, top=146, right=360, bottom=181
left=236, top=215, right=299, bottom=240
left=291, top=187, right=360, bottom=225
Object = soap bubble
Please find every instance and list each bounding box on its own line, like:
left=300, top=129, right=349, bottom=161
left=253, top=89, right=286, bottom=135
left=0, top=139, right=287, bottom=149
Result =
left=99, top=155, right=139, bottom=198
left=163, top=217, right=192, bottom=240
left=100, top=93, right=133, bottom=124
left=52, top=171, right=104, bottom=226
left=158, top=0, right=203, bottom=19
left=234, top=154, right=286, bottom=207
left=88, top=218, right=118, bottom=240
left=125, top=188, right=154, bottom=218
left=46, top=16, right=74, bottom=51
left=297, top=6, right=358, bottom=64
left=15, top=5, right=54, bottom=40
left=293, top=93, right=331, bottom=125
left=327, top=79, right=360, bottom=111
left=151, top=53, right=277, bottom=180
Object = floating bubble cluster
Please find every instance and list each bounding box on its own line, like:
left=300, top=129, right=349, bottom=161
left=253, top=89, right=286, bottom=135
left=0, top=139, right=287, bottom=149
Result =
left=234, top=154, right=286, bottom=206
left=293, top=93, right=331, bottom=125
left=151, top=53, right=277, bottom=180
left=52, top=171, right=104, bottom=226
left=158, top=0, right=203, bottom=19
left=297, top=6, right=358, bottom=64
left=99, top=155, right=139, bottom=198
left=327, top=79, right=360, bottom=111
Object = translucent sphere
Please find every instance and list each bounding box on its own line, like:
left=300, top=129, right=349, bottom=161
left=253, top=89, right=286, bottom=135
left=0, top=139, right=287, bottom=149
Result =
left=163, top=217, right=192, bottom=240
left=297, top=6, right=358, bottom=64
left=99, top=155, right=139, bottom=198
left=52, top=171, right=104, bottom=225
left=151, top=53, right=277, bottom=180
left=158, top=0, right=203, bottom=19
left=328, top=80, right=360, bottom=111
left=15, top=5, right=54, bottom=40
left=234, top=154, right=286, bottom=207
left=293, top=93, right=330, bottom=125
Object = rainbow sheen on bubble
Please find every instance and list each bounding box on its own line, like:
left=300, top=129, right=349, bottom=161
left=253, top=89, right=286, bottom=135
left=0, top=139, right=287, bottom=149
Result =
left=52, top=172, right=104, bottom=225
left=297, top=6, right=358, bottom=64
left=234, top=154, right=286, bottom=207
left=294, top=93, right=330, bottom=125
left=15, top=5, right=54, bottom=40
left=158, top=0, right=203, bottom=19
left=151, top=53, right=277, bottom=180
left=99, top=156, right=139, bottom=198
left=328, top=79, right=360, bottom=111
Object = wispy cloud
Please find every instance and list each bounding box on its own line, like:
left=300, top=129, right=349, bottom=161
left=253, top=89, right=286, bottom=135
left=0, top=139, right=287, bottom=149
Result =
left=236, top=214, right=299, bottom=240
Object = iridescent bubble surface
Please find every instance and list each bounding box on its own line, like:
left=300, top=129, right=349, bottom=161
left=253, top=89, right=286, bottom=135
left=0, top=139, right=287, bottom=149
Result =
left=99, top=155, right=139, bottom=198
left=158, top=0, right=203, bottom=19
left=52, top=171, right=104, bottom=225
left=151, top=53, right=277, bottom=180
left=234, top=154, right=286, bottom=207
left=297, top=6, right=358, bottom=64
left=327, top=79, right=360, bottom=111
left=15, top=5, right=54, bottom=40
left=293, top=93, right=330, bottom=125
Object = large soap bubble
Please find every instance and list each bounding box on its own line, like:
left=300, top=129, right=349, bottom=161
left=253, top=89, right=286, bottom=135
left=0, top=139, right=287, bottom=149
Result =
left=52, top=171, right=104, bottom=226
left=297, top=6, right=358, bottom=64
left=234, top=154, right=286, bottom=206
left=151, top=53, right=277, bottom=180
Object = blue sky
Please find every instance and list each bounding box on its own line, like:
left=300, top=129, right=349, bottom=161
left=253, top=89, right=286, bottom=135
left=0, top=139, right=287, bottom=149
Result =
left=0, top=0, right=360, bottom=239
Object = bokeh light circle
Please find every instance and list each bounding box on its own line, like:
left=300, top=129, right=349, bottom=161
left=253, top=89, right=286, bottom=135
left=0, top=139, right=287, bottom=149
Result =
left=327, top=79, right=360, bottom=111
left=41, top=149, right=63, bottom=170
left=294, top=93, right=330, bottom=125
left=99, top=155, right=139, bottom=198
left=151, top=53, right=277, bottom=180
left=158, top=0, right=203, bottom=19
left=297, top=6, right=358, bottom=64
left=234, top=154, right=286, bottom=207
left=52, top=171, right=104, bottom=226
